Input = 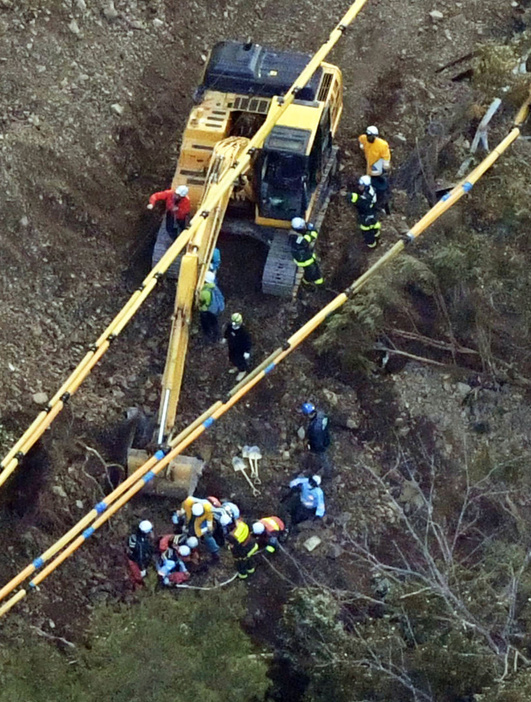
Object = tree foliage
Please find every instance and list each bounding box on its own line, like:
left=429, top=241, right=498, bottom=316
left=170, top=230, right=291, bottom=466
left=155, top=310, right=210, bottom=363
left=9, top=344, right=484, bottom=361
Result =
left=0, top=588, right=269, bottom=702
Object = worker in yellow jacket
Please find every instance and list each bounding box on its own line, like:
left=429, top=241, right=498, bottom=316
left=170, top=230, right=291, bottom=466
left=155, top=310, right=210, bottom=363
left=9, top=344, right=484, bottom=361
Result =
left=358, top=125, right=391, bottom=214
left=179, top=496, right=220, bottom=562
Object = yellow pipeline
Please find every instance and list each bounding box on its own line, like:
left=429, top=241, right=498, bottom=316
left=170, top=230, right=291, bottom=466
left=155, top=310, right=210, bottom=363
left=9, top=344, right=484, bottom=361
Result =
left=0, top=0, right=368, bottom=489
left=1, top=92, right=529, bottom=618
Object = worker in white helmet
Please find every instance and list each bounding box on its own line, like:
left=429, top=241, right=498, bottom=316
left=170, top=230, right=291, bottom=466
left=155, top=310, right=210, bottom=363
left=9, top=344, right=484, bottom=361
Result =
left=358, top=125, right=391, bottom=214
left=180, top=496, right=220, bottom=562
left=199, top=270, right=225, bottom=343
left=288, top=475, right=326, bottom=525
left=223, top=312, right=252, bottom=382
left=147, top=183, right=191, bottom=239
left=289, top=217, right=324, bottom=286
left=126, top=519, right=154, bottom=589
left=346, top=175, right=381, bottom=248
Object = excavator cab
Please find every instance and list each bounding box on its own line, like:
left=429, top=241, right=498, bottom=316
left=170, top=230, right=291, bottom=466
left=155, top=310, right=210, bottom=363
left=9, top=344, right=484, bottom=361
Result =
left=257, top=127, right=310, bottom=221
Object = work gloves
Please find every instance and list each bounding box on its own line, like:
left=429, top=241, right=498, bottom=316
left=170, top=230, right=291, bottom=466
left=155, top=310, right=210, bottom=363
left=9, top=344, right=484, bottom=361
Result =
left=243, top=352, right=250, bottom=360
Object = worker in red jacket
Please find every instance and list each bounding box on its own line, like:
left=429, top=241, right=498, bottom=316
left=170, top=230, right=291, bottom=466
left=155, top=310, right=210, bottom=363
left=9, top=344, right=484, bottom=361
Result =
left=147, top=184, right=191, bottom=240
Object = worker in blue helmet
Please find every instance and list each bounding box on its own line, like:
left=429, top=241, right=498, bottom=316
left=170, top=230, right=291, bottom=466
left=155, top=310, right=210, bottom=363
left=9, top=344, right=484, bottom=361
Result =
left=301, top=402, right=332, bottom=478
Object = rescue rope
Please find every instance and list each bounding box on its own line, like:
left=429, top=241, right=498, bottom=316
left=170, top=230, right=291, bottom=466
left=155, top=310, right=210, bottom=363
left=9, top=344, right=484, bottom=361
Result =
left=0, top=90, right=529, bottom=619
left=174, top=573, right=239, bottom=590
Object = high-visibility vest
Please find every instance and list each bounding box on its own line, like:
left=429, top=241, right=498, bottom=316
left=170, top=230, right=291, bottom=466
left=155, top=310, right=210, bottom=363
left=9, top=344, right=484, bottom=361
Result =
left=259, top=516, right=285, bottom=533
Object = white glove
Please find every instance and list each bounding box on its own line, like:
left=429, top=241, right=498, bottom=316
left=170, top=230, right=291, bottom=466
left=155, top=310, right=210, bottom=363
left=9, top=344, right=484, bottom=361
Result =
left=243, top=352, right=250, bottom=360
left=147, top=203, right=154, bottom=210
left=221, top=338, right=227, bottom=345
left=140, top=569, right=147, bottom=578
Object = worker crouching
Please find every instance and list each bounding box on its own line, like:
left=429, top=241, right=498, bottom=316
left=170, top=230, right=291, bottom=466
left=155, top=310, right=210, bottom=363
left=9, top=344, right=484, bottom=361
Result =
left=179, top=496, right=221, bottom=563
left=227, top=519, right=259, bottom=580
left=252, top=516, right=286, bottom=553
left=288, top=475, right=326, bottom=526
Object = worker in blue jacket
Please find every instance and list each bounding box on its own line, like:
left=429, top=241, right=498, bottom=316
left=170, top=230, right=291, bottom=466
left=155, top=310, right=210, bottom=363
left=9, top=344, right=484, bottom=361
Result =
left=288, top=475, right=326, bottom=525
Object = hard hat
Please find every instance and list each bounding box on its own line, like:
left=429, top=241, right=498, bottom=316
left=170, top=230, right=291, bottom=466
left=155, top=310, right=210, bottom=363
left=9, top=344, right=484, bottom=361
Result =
left=291, top=216, right=306, bottom=231
left=231, top=312, right=243, bottom=326
left=222, top=502, right=240, bottom=520
left=311, top=474, right=322, bottom=486
left=191, top=502, right=205, bottom=517
left=220, top=513, right=232, bottom=527
left=205, top=270, right=216, bottom=284
left=301, top=402, right=316, bottom=416
left=207, top=496, right=222, bottom=508
left=178, top=545, right=191, bottom=557
left=186, top=536, right=199, bottom=549
left=359, top=175, right=372, bottom=187
left=252, top=522, right=265, bottom=535
left=159, top=559, right=176, bottom=576
left=175, top=185, right=189, bottom=197
left=138, top=519, right=153, bottom=534
left=366, top=125, right=379, bottom=136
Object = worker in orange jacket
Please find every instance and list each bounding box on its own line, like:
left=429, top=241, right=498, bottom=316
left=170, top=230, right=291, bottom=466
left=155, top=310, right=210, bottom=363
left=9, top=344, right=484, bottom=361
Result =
left=147, top=184, right=191, bottom=239
left=251, top=516, right=285, bottom=553
left=358, top=126, right=391, bottom=214
left=227, top=519, right=259, bottom=579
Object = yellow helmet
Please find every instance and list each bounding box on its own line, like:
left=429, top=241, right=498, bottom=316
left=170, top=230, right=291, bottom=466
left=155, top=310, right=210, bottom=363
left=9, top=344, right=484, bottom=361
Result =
left=231, top=312, right=243, bottom=326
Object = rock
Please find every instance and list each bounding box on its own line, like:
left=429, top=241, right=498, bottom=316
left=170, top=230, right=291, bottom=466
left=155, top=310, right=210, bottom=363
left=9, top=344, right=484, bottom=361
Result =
left=303, top=535, right=322, bottom=552
left=68, top=19, right=81, bottom=35
left=456, top=382, right=471, bottom=398
left=0, top=0, right=13, bottom=8
left=111, top=103, right=124, bottom=116
left=322, top=389, right=338, bottom=406
left=75, top=0, right=87, bottom=11
left=20, top=215, right=29, bottom=227
left=75, top=500, right=84, bottom=509
left=326, top=543, right=343, bottom=559
left=152, top=17, right=164, bottom=28
left=129, top=20, right=145, bottom=30
left=282, top=450, right=290, bottom=460
left=429, top=10, right=444, bottom=20
left=52, top=485, right=67, bottom=499
left=103, top=2, right=119, bottom=20
left=32, top=392, right=49, bottom=405
left=346, top=418, right=359, bottom=430
left=297, top=426, right=306, bottom=440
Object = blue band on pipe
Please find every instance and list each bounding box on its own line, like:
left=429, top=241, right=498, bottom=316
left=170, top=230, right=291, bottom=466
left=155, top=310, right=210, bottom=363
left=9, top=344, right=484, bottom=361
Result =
left=29, top=581, right=36, bottom=588
left=83, top=527, right=95, bottom=540
left=203, top=417, right=215, bottom=428
left=142, top=470, right=156, bottom=484
left=154, top=449, right=165, bottom=460
left=95, top=501, right=107, bottom=514
left=33, top=557, right=44, bottom=569
left=441, top=193, right=450, bottom=201
left=264, top=363, right=276, bottom=375
left=462, top=181, right=473, bottom=192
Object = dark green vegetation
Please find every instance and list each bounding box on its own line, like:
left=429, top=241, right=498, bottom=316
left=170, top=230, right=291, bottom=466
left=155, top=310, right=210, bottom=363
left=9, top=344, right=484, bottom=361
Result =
left=0, top=589, right=269, bottom=702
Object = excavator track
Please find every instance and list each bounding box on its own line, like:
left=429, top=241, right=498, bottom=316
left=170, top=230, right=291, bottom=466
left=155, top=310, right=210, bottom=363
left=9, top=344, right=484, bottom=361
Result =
left=263, top=145, right=339, bottom=297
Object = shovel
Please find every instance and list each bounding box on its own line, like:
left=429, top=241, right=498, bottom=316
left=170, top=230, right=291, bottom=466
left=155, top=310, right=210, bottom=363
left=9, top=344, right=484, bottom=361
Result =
left=232, top=456, right=260, bottom=496
left=247, top=445, right=262, bottom=484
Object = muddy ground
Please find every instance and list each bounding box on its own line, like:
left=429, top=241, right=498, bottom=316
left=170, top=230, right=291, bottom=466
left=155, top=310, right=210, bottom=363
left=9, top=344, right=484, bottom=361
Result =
left=0, top=0, right=530, bottom=666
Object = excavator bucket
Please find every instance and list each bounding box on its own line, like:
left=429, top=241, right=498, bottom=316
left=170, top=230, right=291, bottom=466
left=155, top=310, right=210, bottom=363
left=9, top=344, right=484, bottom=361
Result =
left=127, top=450, right=204, bottom=498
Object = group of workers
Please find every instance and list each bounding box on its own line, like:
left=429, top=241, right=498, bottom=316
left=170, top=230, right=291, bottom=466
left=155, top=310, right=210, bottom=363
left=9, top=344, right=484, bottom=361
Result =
left=126, top=402, right=331, bottom=588
left=147, top=124, right=392, bottom=293
left=287, top=124, right=392, bottom=286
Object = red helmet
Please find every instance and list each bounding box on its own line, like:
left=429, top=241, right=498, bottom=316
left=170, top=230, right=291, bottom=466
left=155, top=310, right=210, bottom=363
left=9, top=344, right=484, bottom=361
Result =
left=207, top=496, right=222, bottom=508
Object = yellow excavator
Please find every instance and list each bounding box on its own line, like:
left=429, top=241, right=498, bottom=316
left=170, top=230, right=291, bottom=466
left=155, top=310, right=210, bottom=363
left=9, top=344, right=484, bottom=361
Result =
left=133, top=38, right=345, bottom=475
left=125, top=41, right=346, bottom=489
